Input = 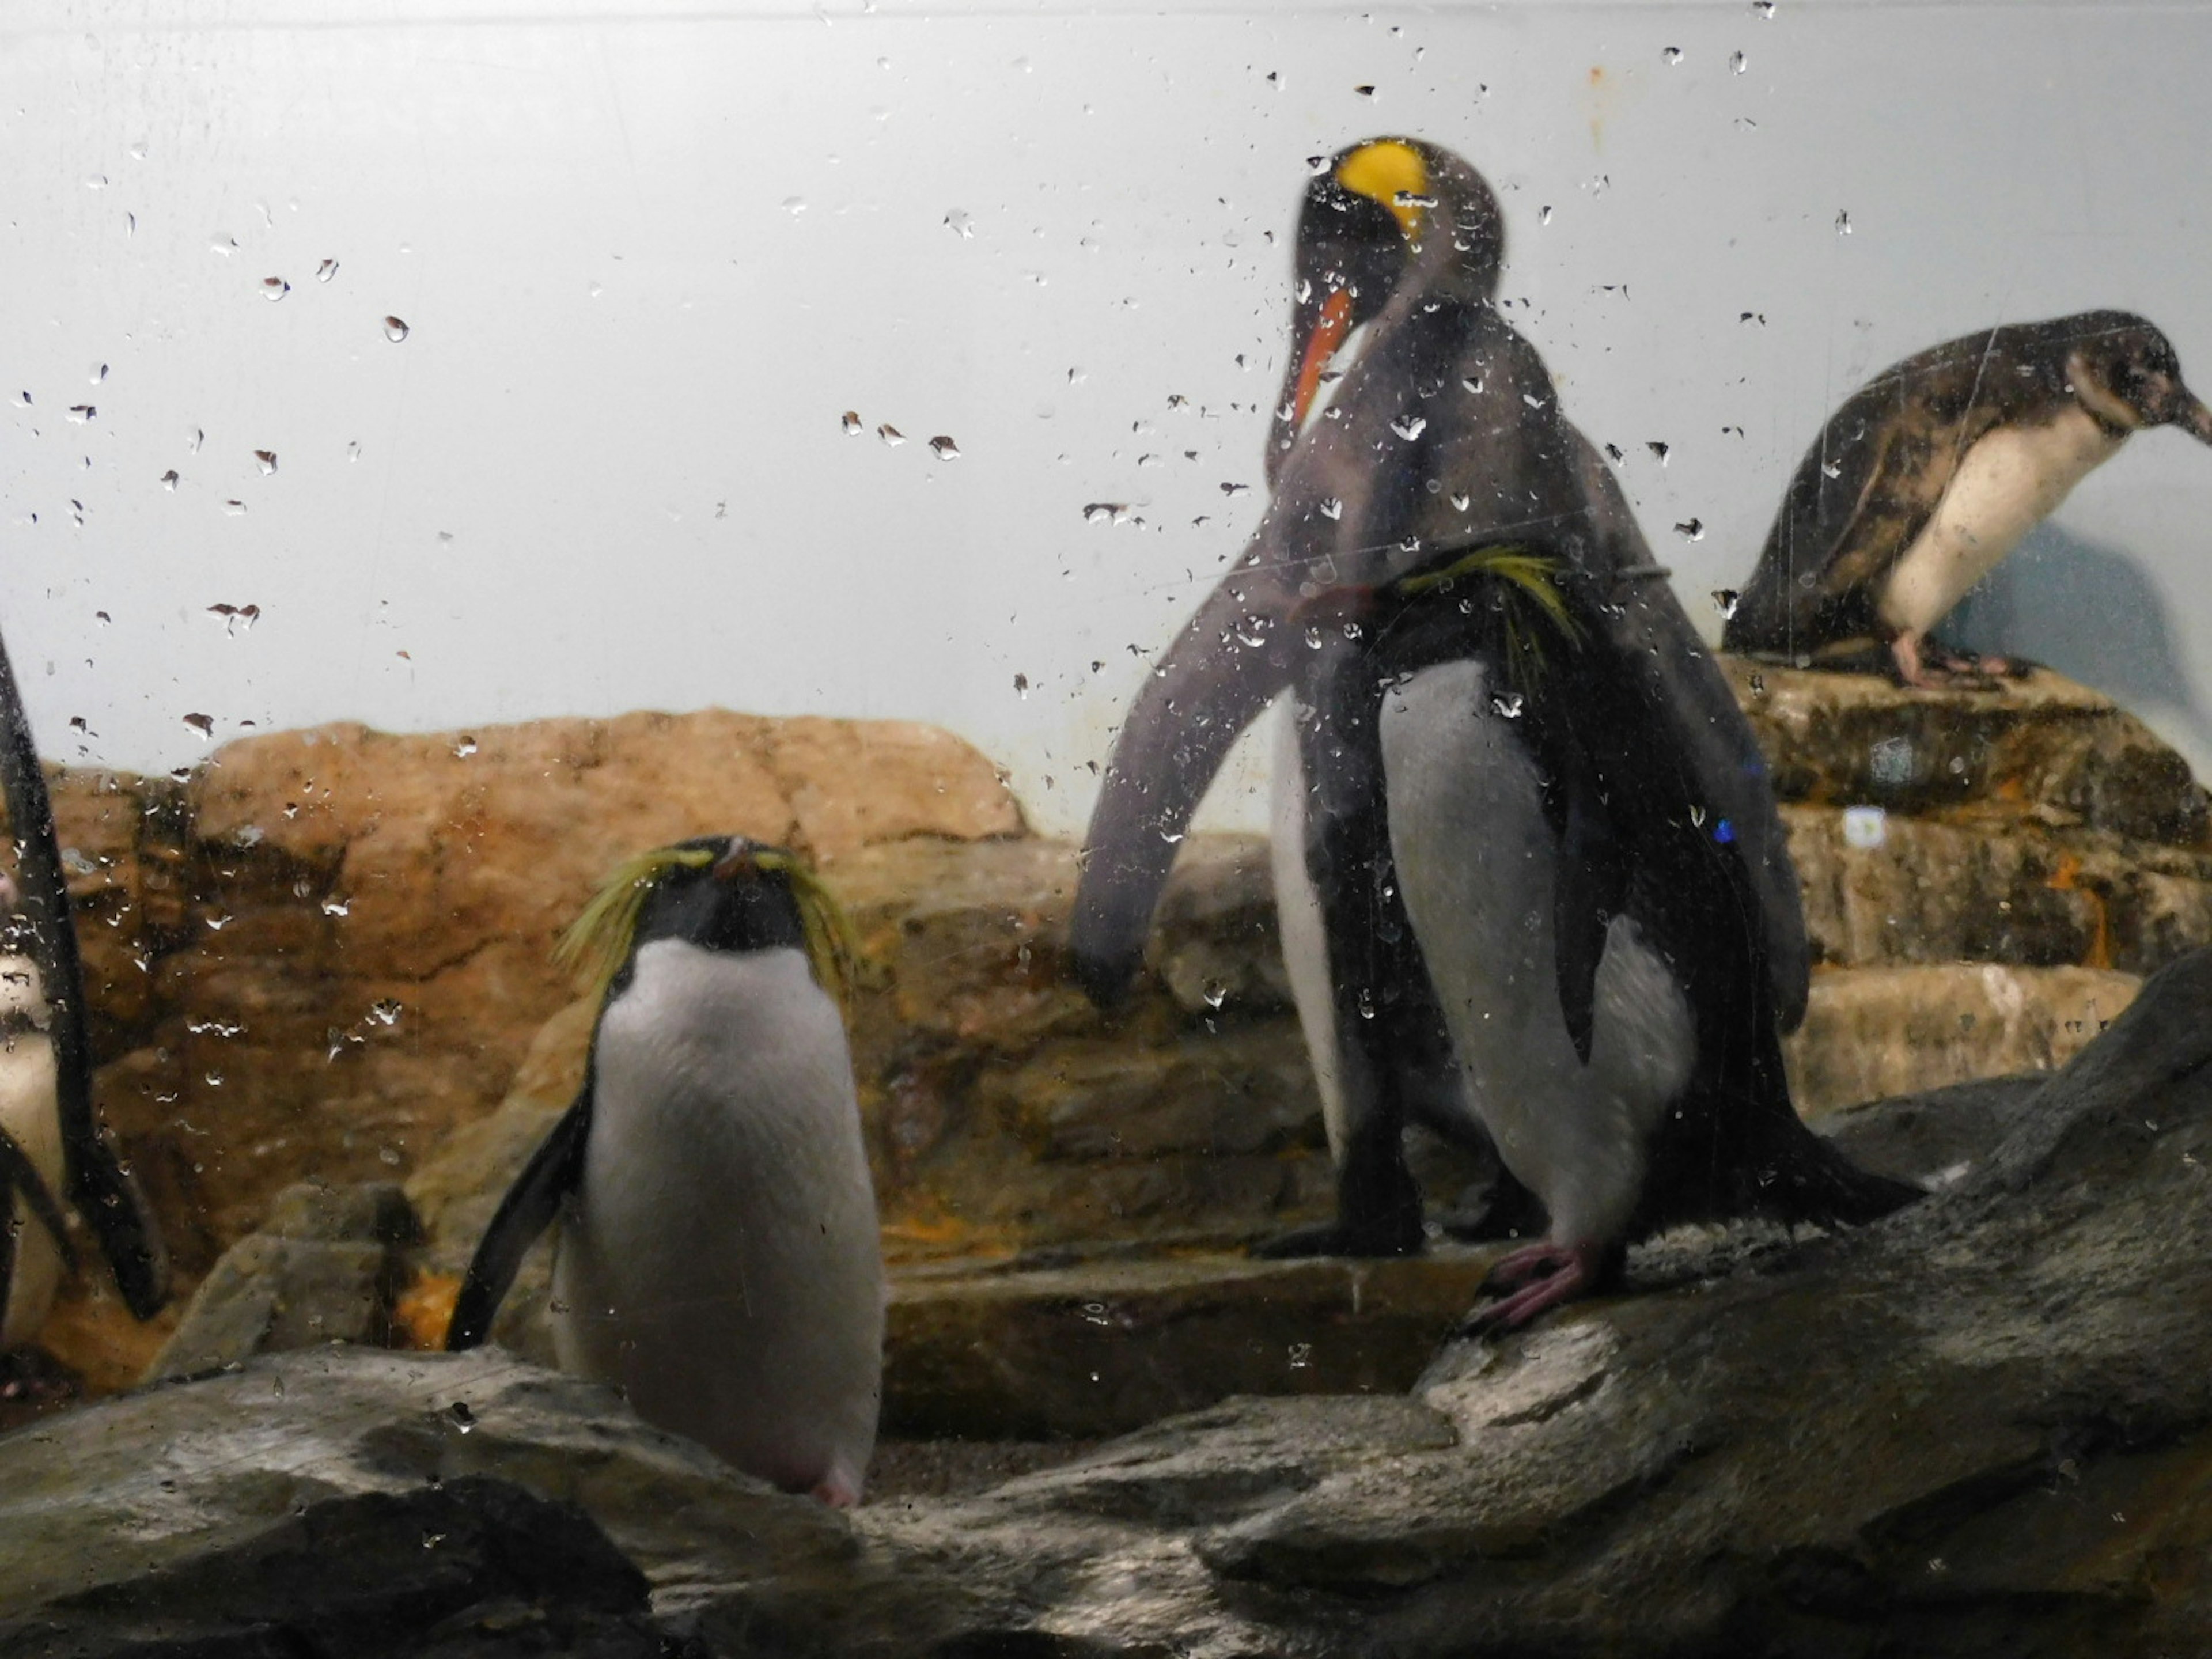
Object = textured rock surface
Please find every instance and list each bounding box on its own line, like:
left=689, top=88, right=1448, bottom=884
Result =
left=9, top=952, right=2212, bottom=1657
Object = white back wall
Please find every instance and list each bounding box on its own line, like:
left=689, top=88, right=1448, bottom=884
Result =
left=6, top=0, right=2210, bottom=835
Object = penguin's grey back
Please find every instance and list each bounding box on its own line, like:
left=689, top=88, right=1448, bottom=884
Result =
left=552, top=935, right=883, bottom=1503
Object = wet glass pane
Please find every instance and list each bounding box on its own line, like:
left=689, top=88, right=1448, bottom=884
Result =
left=4, top=1, right=2211, bottom=1650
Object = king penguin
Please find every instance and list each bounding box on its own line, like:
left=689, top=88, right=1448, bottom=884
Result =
left=447, top=836, right=884, bottom=1508
left=1723, top=311, right=2212, bottom=685
left=0, top=619, right=169, bottom=1346
left=1304, top=544, right=1918, bottom=1326
left=1071, top=137, right=1811, bottom=1262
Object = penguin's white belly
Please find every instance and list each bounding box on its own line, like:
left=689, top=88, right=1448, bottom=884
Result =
left=0, top=957, right=63, bottom=1351
left=552, top=940, right=884, bottom=1501
left=1379, top=661, right=1695, bottom=1246
left=1269, top=699, right=1353, bottom=1160
left=1879, top=408, right=2124, bottom=636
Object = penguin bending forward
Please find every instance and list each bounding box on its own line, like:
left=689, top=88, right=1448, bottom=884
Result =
left=1307, top=546, right=1919, bottom=1328
left=1072, top=137, right=1810, bottom=1261
left=448, top=837, right=884, bottom=1508
left=1723, top=311, right=2212, bottom=686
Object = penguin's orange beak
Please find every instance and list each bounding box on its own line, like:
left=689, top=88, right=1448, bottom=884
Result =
left=1290, top=287, right=1355, bottom=431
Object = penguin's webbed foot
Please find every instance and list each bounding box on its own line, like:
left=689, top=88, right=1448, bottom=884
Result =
left=1464, top=1238, right=1612, bottom=1332
left=1890, top=632, right=2021, bottom=690
left=1251, top=1214, right=1425, bottom=1260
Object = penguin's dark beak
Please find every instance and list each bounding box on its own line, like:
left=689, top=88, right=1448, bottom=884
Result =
left=2169, top=388, right=2212, bottom=445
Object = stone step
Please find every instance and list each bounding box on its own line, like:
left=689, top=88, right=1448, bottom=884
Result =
left=1785, top=963, right=2139, bottom=1118
left=1724, top=659, right=2207, bottom=844
left=1783, top=804, right=2212, bottom=973
left=881, top=1251, right=1498, bottom=1440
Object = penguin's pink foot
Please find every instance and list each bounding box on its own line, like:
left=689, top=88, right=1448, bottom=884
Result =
left=1466, top=1239, right=1608, bottom=1332
left=1890, top=631, right=2012, bottom=690
left=810, top=1475, right=861, bottom=1509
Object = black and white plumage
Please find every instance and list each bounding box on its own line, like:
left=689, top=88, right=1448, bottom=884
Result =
left=1723, top=311, right=2212, bottom=686
left=0, top=623, right=168, bottom=1346
left=1305, top=550, right=1918, bottom=1326
left=448, top=836, right=884, bottom=1508
left=1071, top=137, right=1809, bottom=1263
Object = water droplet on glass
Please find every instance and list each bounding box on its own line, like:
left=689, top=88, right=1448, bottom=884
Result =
left=1390, top=414, right=1428, bottom=441
left=1158, top=828, right=1185, bottom=846
left=1664, top=45, right=1683, bottom=63
left=1288, top=1342, right=1313, bottom=1370
left=1353, top=83, right=1376, bottom=97
left=316, top=258, right=338, bottom=282
left=1491, top=691, right=1525, bottom=719
left=182, top=713, right=214, bottom=739
left=841, top=410, right=863, bottom=435
left=1319, top=497, right=1343, bottom=521
left=1012, top=673, right=1030, bottom=698
left=1821, top=460, right=1842, bottom=479
left=1730, top=50, right=1747, bottom=73
left=66, top=404, right=93, bottom=423
left=382, top=316, right=410, bottom=342
left=1221, top=481, right=1251, bottom=497
left=1834, top=211, right=1851, bottom=236
left=1711, top=589, right=1740, bottom=619
left=929, top=435, right=960, bottom=459
left=1080, top=1301, right=1110, bottom=1327
left=877, top=423, right=905, bottom=446
left=447, top=1401, right=476, bottom=1432
left=1083, top=502, right=1131, bottom=524
left=1355, top=987, right=1376, bottom=1019
left=370, top=999, right=402, bottom=1027
left=224, top=499, right=247, bottom=516
left=253, top=450, right=276, bottom=475
left=1538, top=204, right=1552, bottom=226
left=782, top=196, right=806, bottom=215
left=453, top=735, right=478, bottom=758
left=261, top=277, right=289, bottom=301
left=944, top=209, right=974, bottom=238
left=322, top=896, right=351, bottom=918
left=159, top=470, right=179, bottom=491
left=1202, top=979, right=1228, bottom=1009
left=1647, top=441, right=1669, bottom=465
left=1673, top=518, right=1705, bottom=541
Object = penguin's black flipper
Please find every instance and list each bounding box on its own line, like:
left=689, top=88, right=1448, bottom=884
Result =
left=1543, top=729, right=1628, bottom=1067
left=0, top=628, right=169, bottom=1319
left=446, top=1085, right=593, bottom=1351
left=0, top=1119, right=77, bottom=1275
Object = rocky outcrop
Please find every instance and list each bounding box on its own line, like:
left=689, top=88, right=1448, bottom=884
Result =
left=7, top=949, right=2212, bottom=1657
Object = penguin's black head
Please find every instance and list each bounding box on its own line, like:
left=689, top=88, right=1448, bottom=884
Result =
left=558, top=835, right=861, bottom=1007
left=1268, top=138, right=1505, bottom=482
left=2065, top=313, right=2212, bottom=444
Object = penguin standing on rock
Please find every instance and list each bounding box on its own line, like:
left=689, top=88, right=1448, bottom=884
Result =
left=448, top=837, right=884, bottom=1508
left=0, top=621, right=169, bottom=1347
left=1306, top=545, right=1919, bottom=1327
left=1072, top=137, right=1811, bottom=1263
left=1723, top=311, right=2212, bottom=687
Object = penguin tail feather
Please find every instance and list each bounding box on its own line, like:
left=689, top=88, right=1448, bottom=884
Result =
left=1753, top=1119, right=1923, bottom=1229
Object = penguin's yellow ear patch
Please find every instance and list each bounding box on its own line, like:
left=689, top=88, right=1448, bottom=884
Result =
left=1337, top=140, right=1431, bottom=239
left=555, top=843, right=719, bottom=1002
left=744, top=849, right=868, bottom=1013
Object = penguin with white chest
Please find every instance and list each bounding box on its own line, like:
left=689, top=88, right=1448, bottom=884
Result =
left=448, top=836, right=884, bottom=1508
left=1724, top=311, right=2212, bottom=686
left=0, top=619, right=169, bottom=1350
left=1305, top=547, right=1920, bottom=1326
left=1073, top=138, right=1810, bottom=1261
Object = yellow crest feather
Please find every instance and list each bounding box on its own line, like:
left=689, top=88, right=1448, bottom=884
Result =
left=1336, top=140, right=1430, bottom=238
left=554, top=840, right=866, bottom=1016
left=1393, top=543, right=1584, bottom=690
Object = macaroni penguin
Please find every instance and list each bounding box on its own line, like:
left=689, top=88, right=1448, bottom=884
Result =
left=448, top=836, right=884, bottom=1508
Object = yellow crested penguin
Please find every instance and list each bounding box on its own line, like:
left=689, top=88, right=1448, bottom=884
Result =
left=1724, top=311, right=2212, bottom=685
left=1072, top=138, right=1810, bottom=1262
left=448, top=837, right=884, bottom=1508
left=0, top=624, right=168, bottom=1337
left=1306, top=544, right=1917, bottom=1327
